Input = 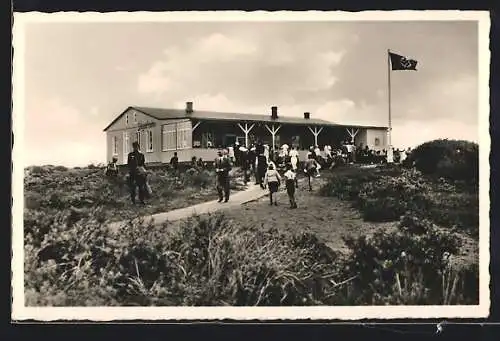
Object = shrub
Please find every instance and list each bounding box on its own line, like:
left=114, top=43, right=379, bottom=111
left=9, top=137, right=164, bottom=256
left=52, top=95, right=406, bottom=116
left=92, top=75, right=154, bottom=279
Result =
left=54, top=166, right=68, bottom=172
left=24, top=212, right=348, bottom=306
left=319, top=166, right=400, bottom=200
left=356, top=172, right=430, bottom=222
left=181, top=169, right=213, bottom=188
left=24, top=208, right=478, bottom=306
left=407, top=139, right=478, bottom=184
left=336, top=214, right=478, bottom=305
left=422, top=190, right=479, bottom=238
left=319, top=165, right=479, bottom=238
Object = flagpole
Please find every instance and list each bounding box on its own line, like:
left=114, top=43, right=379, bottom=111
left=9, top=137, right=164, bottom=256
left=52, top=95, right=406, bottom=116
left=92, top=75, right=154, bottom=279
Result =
left=387, top=49, right=393, bottom=163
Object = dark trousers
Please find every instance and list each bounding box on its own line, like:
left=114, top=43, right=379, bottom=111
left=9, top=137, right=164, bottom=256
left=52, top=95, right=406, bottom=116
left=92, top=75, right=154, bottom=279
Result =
left=257, top=167, right=266, bottom=187
left=129, top=173, right=146, bottom=204
left=216, top=173, right=230, bottom=201
left=347, top=152, right=354, bottom=163
left=242, top=167, right=250, bottom=184
left=286, top=180, right=297, bottom=208
left=305, top=169, right=314, bottom=191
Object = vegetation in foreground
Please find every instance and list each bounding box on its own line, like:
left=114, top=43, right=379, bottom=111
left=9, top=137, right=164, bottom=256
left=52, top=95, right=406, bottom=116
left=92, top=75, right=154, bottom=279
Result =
left=25, top=211, right=478, bottom=306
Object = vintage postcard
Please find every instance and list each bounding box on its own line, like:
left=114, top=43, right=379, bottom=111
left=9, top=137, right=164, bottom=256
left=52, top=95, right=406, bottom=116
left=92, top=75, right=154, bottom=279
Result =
left=12, top=10, right=491, bottom=321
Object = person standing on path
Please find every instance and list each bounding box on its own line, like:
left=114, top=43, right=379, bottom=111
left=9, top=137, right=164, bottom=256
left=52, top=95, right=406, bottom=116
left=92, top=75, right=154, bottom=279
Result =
left=248, top=145, right=257, bottom=184
left=170, top=152, right=179, bottom=178
left=256, top=153, right=268, bottom=189
left=264, top=163, right=282, bottom=206
left=283, top=163, right=298, bottom=209
left=215, top=149, right=232, bottom=203
left=240, top=146, right=250, bottom=186
left=127, top=141, right=147, bottom=205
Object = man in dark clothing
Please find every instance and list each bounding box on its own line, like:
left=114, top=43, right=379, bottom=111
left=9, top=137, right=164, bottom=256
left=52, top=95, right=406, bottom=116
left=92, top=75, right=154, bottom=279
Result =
left=256, top=153, right=268, bottom=189
left=170, top=152, right=179, bottom=171
left=240, top=148, right=251, bottom=185
left=127, top=141, right=147, bottom=205
left=234, top=142, right=241, bottom=167
left=248, top=146, right=257, bottom=184
left=214, top=149, right=232, bottom=202
left=197, top=157, right=205, bottom=169
left=255, top=141, right=264, bottom=156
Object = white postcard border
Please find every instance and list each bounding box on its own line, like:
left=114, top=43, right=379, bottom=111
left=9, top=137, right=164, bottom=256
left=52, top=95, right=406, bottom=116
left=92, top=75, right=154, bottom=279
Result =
left=11, top=10, right=491, bottom=321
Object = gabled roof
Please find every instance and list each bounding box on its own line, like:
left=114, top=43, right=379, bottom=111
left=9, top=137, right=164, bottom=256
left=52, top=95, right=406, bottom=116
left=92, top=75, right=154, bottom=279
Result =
left=103, top=106, right=388, bottom=131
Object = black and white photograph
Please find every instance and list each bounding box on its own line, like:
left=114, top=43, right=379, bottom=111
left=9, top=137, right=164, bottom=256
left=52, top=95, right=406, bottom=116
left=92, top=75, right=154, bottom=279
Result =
left=12, top=11, right=490, bottom=320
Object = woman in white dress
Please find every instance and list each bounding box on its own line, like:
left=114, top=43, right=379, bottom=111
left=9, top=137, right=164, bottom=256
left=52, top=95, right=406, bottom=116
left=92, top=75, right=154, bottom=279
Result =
left=289, top=146, right=299, bottom=171
left=324, top=145, right=332, bottom=159
left=228, top=146, right=235, bottom=163
left=314, top=145, right=321, bottom=158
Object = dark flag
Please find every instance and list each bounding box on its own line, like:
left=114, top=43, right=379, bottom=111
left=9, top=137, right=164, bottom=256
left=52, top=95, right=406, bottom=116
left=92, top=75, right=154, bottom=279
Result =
left=389, top=51, right=418, bottom=71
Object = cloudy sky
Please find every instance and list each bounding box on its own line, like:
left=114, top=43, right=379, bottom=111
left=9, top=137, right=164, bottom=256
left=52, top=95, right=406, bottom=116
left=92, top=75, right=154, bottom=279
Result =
left=20, top=19, right=479, bottom=167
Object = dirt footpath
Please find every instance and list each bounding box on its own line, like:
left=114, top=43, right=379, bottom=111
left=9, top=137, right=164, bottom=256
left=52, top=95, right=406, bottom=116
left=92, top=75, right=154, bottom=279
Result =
left=222, top=176, right=478, bottom=266
left=222, top=177, right=398, bottom=253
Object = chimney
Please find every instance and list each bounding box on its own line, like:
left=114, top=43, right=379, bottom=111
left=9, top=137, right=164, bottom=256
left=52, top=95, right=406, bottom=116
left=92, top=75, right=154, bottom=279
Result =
left=186, top=101, right=193, bottom=114
left=304, top=112, right=310, bottom=119
left=271, top=106, right=278, bottom=120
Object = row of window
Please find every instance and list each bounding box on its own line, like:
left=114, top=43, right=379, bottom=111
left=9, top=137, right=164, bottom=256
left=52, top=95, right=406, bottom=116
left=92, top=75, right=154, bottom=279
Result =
left=112, top=121, right=191, bottom=155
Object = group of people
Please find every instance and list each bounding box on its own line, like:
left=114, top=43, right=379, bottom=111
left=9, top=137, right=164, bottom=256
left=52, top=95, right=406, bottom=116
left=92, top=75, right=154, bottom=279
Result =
left=104, top=137, right=412, bottom=208
left=104, top=141, right=152, bottom=205
left=213, top=141, right=302, bottom=208
left=354, top=145, right=412, bottom=164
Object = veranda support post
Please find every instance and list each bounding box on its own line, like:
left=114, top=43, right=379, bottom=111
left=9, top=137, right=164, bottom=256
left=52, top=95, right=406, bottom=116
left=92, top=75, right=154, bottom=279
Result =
left=265, top=123, right=281, bottom=154
left=307, top=126, right=323, bottom=147
left=237, top=122, right=255, bottom=148
left=346, top=128, right=359, bottom=143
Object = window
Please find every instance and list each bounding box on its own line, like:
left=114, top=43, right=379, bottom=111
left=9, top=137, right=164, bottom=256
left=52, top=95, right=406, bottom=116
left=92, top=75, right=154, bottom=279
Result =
left=133, top=111, right=137, bottom=123
left=162, top=124, right=176, bottom=151
left=123, top=132, right=129, bottom=156
left=374, top=137, right=380, bottom=146
left=125, top=113, right=129, bottom=125
left=176, top=121, right=191, bottom=149
left=146, top=129, right=154, bottom=152
left=135, top=131, right=142, bottom=149
left=112, top=135, right=118, bottom=155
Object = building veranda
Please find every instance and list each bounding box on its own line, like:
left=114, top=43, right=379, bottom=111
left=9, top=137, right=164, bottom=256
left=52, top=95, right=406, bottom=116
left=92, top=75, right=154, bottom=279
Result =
left=103, top=102, right=389, bottom=165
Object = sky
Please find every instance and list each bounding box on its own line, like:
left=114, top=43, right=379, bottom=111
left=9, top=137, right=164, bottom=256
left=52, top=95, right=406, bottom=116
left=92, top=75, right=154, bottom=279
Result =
left=20, top=19, right=479, bottom=167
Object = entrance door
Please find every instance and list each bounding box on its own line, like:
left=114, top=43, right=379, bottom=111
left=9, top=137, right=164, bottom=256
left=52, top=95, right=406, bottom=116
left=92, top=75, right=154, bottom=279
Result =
left=236, top=136, right=246, bottom=146
left=224, top=134, right=237, bottom=147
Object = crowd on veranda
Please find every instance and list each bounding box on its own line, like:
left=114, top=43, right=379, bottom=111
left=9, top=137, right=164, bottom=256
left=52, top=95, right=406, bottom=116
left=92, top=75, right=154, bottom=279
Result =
left=104, top=139, right=413, bottom=209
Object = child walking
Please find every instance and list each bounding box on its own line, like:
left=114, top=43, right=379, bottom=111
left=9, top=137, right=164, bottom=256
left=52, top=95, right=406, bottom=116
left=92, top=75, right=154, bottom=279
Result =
left=264, top=163, right=282, bottom=206
left=283, top=163, right=298, bottom=209
left=304, top=153, right=319, bottom=191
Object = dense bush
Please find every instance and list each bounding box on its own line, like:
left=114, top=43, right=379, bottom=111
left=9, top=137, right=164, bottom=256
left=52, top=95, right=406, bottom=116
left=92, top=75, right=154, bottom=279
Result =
left=318, top=165, right=402, bottom=200
left=406, top=139, right=479, bottom=185
left=320, top=166, right=479, bottom=238
left=357, top=172, right=430, bottom=222
left=25, top=211, right=348, bottom=306
left=337, top=214, right=478, bottom=305
left=24, top=209, right=479, bottom=306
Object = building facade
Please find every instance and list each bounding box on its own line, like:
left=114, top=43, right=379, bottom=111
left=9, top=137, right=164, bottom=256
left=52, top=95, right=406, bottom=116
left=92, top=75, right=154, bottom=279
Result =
left=103, top=102, right=389, bottom=165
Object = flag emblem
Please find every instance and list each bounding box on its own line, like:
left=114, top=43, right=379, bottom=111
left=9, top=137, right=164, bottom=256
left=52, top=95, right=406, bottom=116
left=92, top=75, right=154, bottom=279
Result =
left=389, top=51, right=418, bottom=71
